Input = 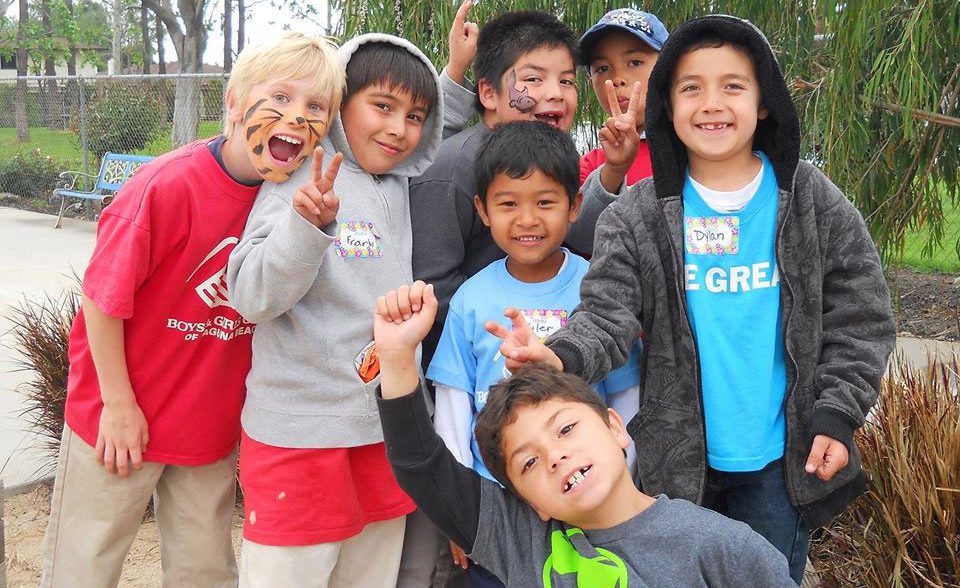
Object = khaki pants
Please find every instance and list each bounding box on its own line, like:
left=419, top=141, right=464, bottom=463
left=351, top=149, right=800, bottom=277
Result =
left=240, top=515, right=406, bottom=588
left=41, top=425, right=239, bottom=588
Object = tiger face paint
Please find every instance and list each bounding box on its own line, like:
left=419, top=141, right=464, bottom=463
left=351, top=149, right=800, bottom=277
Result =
left=228, top=77, right=332, bottom=182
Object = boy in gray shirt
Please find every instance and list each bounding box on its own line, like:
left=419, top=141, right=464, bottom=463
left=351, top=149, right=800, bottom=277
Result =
left=373, top=281, right=795, bottom=587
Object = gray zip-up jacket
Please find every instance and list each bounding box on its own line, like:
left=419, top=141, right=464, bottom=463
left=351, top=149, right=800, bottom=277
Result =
left=550, top=16, right=895, bottom=528
left=226, top=34, right=470, bottom=448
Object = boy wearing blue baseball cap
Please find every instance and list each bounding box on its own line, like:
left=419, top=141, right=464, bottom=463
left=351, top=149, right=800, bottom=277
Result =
left=578, top=9, right=668, bottom=194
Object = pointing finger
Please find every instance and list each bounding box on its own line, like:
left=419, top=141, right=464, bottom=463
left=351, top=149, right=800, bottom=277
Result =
left=310, top=146, right=325, bottom=185
left=453, top=0, right=473, bottom=31
left=318, top=152, right=344, bottom=193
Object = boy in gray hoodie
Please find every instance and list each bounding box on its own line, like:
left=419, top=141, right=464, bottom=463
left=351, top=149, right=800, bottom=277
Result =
left=226, top=34, right=472, bottom=587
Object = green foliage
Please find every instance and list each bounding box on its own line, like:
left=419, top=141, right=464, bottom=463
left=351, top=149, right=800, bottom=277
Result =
left=0, top=127, right=82, bottom=162
left=810, top=356, right=960, bottom=586
left=83, top=86, right=166, bottom=158
left=0, top=149, right=66, bottom=198
left=334, top=0, right=960, bottom=268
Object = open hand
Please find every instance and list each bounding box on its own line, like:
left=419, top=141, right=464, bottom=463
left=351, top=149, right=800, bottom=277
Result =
left=293, top=146, right=343, bottom=227
left=96, top=399, right=149, bottom=477
left=447, top=0, right=478, bottom=84
left=484, top=307, right=563, bottom=372
left=804, top=434, right=849, bottom=481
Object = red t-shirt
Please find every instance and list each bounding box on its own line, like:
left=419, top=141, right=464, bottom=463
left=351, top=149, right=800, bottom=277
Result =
left=65, top=139, right=260, bottom=466
left=578, top=140, right=653, bottom=187
left=239, top=432, right=415, bottom=545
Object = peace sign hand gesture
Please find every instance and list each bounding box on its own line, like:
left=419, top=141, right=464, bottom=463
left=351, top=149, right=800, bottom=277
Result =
left=293, top=146, right=343, bottom=228
left=599, top=80, right=644, bottom=170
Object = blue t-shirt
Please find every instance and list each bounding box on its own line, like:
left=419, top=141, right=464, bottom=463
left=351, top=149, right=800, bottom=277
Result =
left=683, top=153, right=787, bottom=472
left=428, top=250, right=642, bottom=482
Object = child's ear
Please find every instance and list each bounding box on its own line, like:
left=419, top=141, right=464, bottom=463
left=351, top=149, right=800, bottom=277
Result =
left=567, top=192, right=584, bottom=224
left=477, top=78, right=500, bottom=112
left=225, top=89, right=244, bottom=125
left=607, top=408, right=631, bottom=450
left=758, top=102, right=769, bottom=120
left=474, top=195, right=492, bottom=227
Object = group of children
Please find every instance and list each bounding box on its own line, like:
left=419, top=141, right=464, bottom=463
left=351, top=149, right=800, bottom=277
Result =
left=39, top=2, right=895, bottom=587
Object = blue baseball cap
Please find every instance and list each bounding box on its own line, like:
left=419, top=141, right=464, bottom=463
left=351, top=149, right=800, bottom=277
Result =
left=579, top=9, right=669, bottom=65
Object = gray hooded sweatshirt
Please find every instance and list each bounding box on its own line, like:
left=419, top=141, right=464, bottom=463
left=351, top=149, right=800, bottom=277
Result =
left=226, top=34, right=450, bottom=448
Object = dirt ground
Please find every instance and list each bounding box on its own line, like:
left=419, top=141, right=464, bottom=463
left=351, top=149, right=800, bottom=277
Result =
left=890, top=267, right=960, bottom=341
left=3, top=484, right=243, bottom=587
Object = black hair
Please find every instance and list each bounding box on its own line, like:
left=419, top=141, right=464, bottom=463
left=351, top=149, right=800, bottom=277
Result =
left=475, top=121, right=580, bottom=205
left=475, top=365, right=610, bottom=492
left=344, top=42, right=437, bottom=114
left=474, top=11, right=579, bottom=111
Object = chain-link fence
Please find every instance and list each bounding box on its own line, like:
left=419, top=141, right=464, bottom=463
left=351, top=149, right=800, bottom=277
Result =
left=0, top=73, right=227, bottom=219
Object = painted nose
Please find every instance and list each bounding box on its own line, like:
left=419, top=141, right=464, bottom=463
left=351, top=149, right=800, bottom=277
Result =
left=295, top=116, right=305, bottom=125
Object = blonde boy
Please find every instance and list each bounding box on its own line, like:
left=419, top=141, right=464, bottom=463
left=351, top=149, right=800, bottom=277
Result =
left=41, top=32, right=344, bottom=588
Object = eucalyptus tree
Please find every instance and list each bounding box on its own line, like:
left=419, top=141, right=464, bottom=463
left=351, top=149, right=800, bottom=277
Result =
left=334, top=0, right=959, bottom=262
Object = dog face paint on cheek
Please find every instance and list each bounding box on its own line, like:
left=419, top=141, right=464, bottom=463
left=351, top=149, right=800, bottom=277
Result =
left=241, top=97, right=321, bottom=182
left=507, top=69, right=537, bottom=113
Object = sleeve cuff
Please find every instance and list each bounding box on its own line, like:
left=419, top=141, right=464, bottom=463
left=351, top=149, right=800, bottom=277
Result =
left=272, top=206, right=337, bottom=266
left=810, top=406, right=858, bottom=450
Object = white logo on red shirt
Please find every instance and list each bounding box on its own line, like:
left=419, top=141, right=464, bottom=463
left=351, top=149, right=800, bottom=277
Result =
left=186, top=237, right=239, bottom=309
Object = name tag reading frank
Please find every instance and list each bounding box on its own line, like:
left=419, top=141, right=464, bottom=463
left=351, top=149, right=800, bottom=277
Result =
left=685, top=216, right=739, bottom=255
left=335, top=220, right=383, bottom=258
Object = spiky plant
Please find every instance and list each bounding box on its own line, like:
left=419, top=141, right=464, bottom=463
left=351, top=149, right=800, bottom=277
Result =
left=6, top=287, right=79, bottom=472
left=810, top=355, right=960, bottom=587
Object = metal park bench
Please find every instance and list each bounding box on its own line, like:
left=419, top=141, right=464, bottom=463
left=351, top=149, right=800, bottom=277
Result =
left=52, top=152, right=154, bottom=228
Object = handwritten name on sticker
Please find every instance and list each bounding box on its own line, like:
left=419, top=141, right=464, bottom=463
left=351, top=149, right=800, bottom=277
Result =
left=685, top=216, right=739, bottom=255
left=335, top=221, right=383, bottom=258
left=521, top=309, right=568, bottom=342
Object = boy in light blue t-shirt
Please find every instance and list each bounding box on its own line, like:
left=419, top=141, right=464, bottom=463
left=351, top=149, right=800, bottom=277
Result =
left=427, top=120, right=641, bottom=587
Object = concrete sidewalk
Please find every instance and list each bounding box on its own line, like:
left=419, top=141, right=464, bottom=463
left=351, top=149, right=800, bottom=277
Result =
left=0, top=208, right=95, bottom=488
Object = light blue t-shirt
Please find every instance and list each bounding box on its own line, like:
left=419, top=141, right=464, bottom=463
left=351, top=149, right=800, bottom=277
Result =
left=428, top=250, right=642, bottom=482
left=683, top=152, right=787, bottom=472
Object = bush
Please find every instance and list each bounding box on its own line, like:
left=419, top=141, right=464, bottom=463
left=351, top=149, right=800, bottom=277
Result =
left=83, top=85, right=165, bottom=158
left=810, top=356, right=960, bottom=587
left=0, top=149, right=65, bottom=199
left=7, top=286, right=79, bottom=475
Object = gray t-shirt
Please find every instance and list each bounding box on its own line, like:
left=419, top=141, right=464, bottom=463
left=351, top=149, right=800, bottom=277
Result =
left=473, top=487, right=794, bottom=587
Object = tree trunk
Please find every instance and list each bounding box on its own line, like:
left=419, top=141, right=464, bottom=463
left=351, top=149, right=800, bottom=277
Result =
left=170, top=22, right=206, bottom=146
left=156, top=13, right=166, bottom=74
left=223, top=0, right=232, bottom=71
left=65, top=0, right=80, bottom=131
left=141, top=3, right=152, bottom=73
left=112, top=0, right=124, bottom=72
left=15, top=0, right=30, bottom=142
left=41, top=0, right=61, bottom=128
left=237, top=0, right=244, bottom=54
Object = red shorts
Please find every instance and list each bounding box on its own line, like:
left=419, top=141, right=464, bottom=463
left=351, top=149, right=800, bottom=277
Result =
left=239, top=431, right=415, bottom=546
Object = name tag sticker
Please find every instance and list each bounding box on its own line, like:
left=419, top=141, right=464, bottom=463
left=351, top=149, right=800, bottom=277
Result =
left=685, top=216, right=739, bottom=255
left=335, top=221, right=383, bottom=258
left=521, top=309, right=568, bottom=341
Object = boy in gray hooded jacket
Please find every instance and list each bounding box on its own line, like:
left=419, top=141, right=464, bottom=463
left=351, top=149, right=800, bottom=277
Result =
left=489, top=16, right=895, bottom=584
left=226, top=34, right=473, bottom=587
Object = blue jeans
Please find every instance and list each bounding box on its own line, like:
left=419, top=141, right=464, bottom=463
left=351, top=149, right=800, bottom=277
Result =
left=466, top=563, right=505, bottom=588
left=702, top=458, right=809, bottom=584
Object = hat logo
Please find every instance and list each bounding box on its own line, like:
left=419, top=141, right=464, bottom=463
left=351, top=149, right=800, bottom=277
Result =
left=604, top=9, right=652, bottom=35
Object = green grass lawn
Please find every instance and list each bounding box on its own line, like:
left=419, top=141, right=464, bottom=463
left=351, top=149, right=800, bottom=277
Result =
left=0, top=120, right=223, bottom=166
left=893, top=195, right=960, bottom=274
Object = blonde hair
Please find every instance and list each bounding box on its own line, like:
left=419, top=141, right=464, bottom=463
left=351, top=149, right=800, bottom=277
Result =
left=223, top=32, right=345, bottom=137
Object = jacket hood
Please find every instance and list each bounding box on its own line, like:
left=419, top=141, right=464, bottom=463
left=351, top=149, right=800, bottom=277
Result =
left=328, top=33, right=443, bottom=178
left=644, top=15, right=800, bottom=198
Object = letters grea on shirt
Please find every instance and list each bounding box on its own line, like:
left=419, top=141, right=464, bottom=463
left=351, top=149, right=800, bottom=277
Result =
left=685, top=261, right=780, bottom=293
